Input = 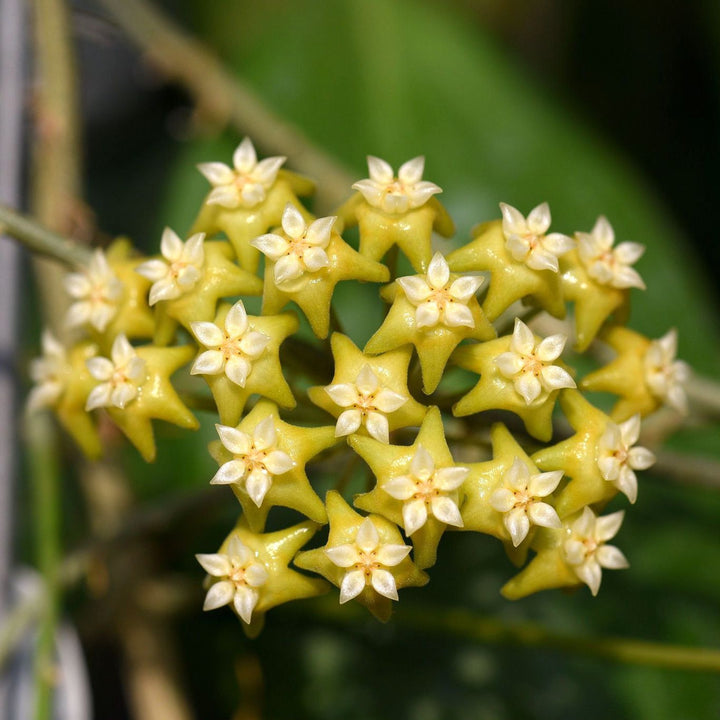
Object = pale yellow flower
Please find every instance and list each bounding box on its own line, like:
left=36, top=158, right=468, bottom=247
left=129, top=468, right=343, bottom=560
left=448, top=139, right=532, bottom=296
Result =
left=576, top=216, right=645, bottom=289
left=489, top=458, right=562, bottom=547
left=190, top=300, right=269, bottom=387
left=197, top=137, right=286, bottom=209
left=85, top=334, right=146, bottom=411
left=64, top=249, right=123, bottom=332
left=563, top=507, right=628, bottom=596
left=352, top=156, right=441, bottom=214
left=325, top=518, right=411, bottom=603
left=211, top=418, right=295, bottom=508
left=495, top=318, right=576, bottom=404
left=325, top=365, right=408, bottom=443
left=500, top=202, right=574, bottom=272
left=396, top=252, right=484, bottom=329
left=196, top=535, right=269, bottom=623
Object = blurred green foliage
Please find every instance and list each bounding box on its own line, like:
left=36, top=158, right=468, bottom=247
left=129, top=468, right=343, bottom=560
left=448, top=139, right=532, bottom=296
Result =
left=78, top=0, right=720, bottom=718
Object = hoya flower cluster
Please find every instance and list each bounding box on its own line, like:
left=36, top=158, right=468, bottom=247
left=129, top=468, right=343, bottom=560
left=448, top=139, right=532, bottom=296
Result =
left=28, top=139, right=689, bottom=633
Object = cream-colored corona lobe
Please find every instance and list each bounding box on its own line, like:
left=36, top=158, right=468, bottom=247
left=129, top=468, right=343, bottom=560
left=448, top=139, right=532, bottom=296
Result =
left=251, top=204, right=335, bottom=287
left=211, top=418, right=295, bottom=507
left=136, top=228, right=206, bottom=305
left=495, top=318, right=576, bottom=404
left=500, top=202, right=575, bottom=272
left=85, top=334, right=146, bottom=411
left=197, top=535, right=269, bottom=623
left=325, top=365, right=408, bottom=443
left=382, top=445, right=467, bottom=535
left=397, top=252, right=483, bottom=329
left=644, top=329, right=690, bottom=413
left=352, top=156, right=442, bottom=214
left=191, top=300, right=269, bottom=387
left=489, top=458, right=562, bottom=547
left=64, top=249, right=123, bottom=332
left=597, top=415, right=655, bottom=503
left=27, top=330, right=69, bottom=412
left=563, top=508, right=628, bottom=596
left=576, top=216, right=645, bottom=290
left=325, top=517, right=411, bottom=603
left=198, top=137, right=286, bottom=209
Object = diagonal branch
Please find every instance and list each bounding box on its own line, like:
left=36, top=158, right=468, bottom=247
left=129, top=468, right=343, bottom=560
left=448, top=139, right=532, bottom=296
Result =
left=0, top=203, right=91, bottom=268
left=97, top=0, right=355, bottom=213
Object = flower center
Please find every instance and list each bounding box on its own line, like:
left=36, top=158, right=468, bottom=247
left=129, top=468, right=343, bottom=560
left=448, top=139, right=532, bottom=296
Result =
left=111, top=367, right=132, bottom=387
left=411, top=476, right=441, bottom=503
left=428, top=287, right=453, bottom=309
left=245, top=445, right=271, bottom=473
left=354, top=391, right=378, bottom=413
left=521, top=353, right=544, bottom=377
left=511, top=487, right=533, bottom=510
left=234, top=173, right=256, bottom=191
left=523, top=233, right=540, bottom=250
left=598, top=249, right=614, bottom=266
left=354, top=549, right=380, bottom=579
left=220, top=334, right=248, bottom=361
left=229, top=563, right=250, bottom=586
left=90, top=285, right=109, bottom=303
left=385, top=179, right=406, bottom=196
left=287, top=237, right=311, bottom=258
left=169, top=259, right=190, bottom=279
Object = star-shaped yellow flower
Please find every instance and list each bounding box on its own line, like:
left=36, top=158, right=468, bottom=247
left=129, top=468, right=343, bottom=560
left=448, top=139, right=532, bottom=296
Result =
left=137, top=231, right=263, bottom=345
left=93, top=240, right=156, bottom=347
left=308, top=334, right=427, bottom=443
left=336, top=156, right=454, bottom=272
left=500, top=506, right=628, bottom=600
left=446, top=217, right=569, bottom=322
left=561, top=216, right=646, bottom=351
left=197, top=518, right=328, bottom=637
left=294, top=491, right=428, bottom=622
left=579, top=326, right=690, bottom=421
left=252, top=204, right=389, bottom=338
left=451, top=320, right=575, bottom=441
left=85, top=339, right=198, bottom=462
left=532, top=390, right=635, bottom=517
left=351, top=407, right=468, bottom=569
left=192, top=137, right=315, bottom=272
left=208, top=400, right=337, bottom=531
left=365, top=253, right=495, bottom=393
left=190, top=300, right=298, bottom=426
left=561, top=257, right=627, bottom=352
left=460, top=423, right=562, bottom=566
left=27, top=331, right=102, bottom=458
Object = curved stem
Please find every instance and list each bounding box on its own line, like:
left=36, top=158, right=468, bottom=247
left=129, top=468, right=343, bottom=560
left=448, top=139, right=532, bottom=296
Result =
left=652, top=450, right=720, bottom=490
left=0, top=203, right=91, bottom=267
left=686, top=375, right=720, bottom=421
left=308, top=598, right=720, bottom=673
left=26, top=414, right=62, bottom=720
left=402, top=605, right=720, bottom=672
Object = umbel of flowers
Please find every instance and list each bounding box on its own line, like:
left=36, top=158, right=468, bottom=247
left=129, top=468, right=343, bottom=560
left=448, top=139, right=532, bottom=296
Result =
left=28, top=139, right=689, bottom=634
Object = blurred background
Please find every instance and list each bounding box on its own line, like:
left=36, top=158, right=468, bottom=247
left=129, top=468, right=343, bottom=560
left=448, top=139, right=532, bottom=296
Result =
left=4, top=0, right=720, bottom=718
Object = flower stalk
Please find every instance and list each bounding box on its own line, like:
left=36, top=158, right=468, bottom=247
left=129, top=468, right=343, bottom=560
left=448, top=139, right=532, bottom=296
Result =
left=309, top=599, right=720, bottom=673
left=0, top=203, right=91, bottom=268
